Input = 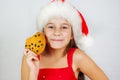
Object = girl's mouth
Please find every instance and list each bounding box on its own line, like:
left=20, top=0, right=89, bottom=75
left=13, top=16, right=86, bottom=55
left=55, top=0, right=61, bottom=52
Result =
left=51, top=39, right=64, bottom=42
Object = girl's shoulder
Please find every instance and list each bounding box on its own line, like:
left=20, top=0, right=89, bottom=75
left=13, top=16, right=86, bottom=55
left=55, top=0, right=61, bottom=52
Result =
left=73, top=48, right=91, bottom=66
left=73, top=48, right=87, bottom=60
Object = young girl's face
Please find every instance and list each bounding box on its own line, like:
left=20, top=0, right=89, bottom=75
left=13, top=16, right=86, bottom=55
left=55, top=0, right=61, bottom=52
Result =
left=44, top=17, right=73, bottom=49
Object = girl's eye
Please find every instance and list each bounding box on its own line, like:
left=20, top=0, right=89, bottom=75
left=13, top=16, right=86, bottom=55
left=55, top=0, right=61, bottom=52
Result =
left=62, top=26, right=68, bottom=29
left=48, top=26, right=53, bottom=29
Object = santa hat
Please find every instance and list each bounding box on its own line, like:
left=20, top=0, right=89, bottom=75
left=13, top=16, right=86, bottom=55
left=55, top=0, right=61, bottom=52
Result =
left=36, top=0, right=93, bottom=49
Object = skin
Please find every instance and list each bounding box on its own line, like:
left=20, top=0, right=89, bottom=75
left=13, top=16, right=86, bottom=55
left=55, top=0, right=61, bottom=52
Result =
left=21, top=17, right=109, bottom=80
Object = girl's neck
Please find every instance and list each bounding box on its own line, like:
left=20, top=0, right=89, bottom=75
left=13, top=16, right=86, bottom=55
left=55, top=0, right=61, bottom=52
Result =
left=44, top=46, right=68, bottom=58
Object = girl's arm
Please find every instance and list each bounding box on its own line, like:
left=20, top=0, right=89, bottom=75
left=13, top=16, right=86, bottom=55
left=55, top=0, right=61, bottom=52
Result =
left=21, top=49, right=40, bottom=80
left=21, top=55, right=30, bottom=80
left=74, top=49, right=109, bottom=80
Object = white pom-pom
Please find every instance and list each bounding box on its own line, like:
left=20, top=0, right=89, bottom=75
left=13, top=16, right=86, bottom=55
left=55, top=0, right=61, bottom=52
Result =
left=78, top=35, right=93, bottom=49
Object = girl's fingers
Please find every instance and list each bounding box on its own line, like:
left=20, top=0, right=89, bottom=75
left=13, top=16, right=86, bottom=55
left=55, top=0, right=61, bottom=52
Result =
left=27, top=55, right=39, bottom=62
left=26, top=53, right=40, bottom=70
left=24, top=49, right=37, bottom=57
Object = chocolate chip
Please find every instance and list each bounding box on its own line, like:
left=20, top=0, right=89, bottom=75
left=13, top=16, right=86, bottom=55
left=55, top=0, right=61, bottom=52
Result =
left=25, top=45, right=27, bottom=47
left=34, top=44, right=36, bottom=47
left=34, top=35, right=37, bottom=37
left=41, top=44, right=43, bottom=46
left=39, top=40, right=41, bottom=43
left=36, top=50, right=39, bottom=53
left=38, top=34, right=40, bottom=36
left=31, top=43, right=33, bottom=45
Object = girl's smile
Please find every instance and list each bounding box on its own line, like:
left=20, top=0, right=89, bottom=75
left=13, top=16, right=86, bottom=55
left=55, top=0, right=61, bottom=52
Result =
left=51, top=39, right=64, bottom=42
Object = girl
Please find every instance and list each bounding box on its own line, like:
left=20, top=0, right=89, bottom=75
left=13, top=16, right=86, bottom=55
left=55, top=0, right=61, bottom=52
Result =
left=21, top=0, right=109, bottom=80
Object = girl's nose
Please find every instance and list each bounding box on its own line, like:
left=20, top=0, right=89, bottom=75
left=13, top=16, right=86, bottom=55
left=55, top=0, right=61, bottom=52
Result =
left=54, top=28, right=61, bottom=36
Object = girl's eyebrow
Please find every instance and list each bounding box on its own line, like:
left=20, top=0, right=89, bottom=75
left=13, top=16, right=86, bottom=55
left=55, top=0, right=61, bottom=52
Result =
left=62, top=23, right=71, bottom=27
left=62, top=23, right=70, bottom=25
left=46, top=23, right=54, bottom=26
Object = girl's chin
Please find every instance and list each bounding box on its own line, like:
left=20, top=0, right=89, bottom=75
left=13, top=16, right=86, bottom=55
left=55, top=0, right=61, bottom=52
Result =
left=49, top=44, right=67, bottom=49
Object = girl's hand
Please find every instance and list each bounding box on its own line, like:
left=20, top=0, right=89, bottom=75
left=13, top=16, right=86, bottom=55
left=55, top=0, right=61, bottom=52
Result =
left=24, top=49, right=40, bottom=74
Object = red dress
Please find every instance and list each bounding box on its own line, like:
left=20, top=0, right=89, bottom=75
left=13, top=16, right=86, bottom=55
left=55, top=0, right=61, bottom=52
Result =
left=37, top=48, right=77, bottom=80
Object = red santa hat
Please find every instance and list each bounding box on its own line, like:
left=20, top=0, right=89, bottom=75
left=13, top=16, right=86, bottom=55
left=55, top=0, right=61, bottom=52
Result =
left=36, top=0, right=93, bottom=49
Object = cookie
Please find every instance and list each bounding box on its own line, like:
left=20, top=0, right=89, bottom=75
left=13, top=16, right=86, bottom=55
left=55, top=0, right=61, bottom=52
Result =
left=25, top=32, right=46, bottom=55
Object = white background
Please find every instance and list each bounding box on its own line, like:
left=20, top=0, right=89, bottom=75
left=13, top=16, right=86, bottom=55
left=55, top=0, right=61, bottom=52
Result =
left=0, top=0, right=120, bottom=80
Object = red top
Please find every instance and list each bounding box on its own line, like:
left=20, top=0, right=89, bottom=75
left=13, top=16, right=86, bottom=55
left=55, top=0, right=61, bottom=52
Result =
left=37, top=48, right=77, bottom=80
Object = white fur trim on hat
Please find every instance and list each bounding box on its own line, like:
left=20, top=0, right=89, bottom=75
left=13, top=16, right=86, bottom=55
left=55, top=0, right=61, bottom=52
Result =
left=36, top=0, right=93, bottom=49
